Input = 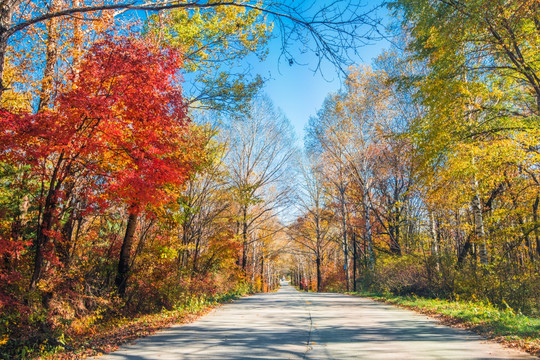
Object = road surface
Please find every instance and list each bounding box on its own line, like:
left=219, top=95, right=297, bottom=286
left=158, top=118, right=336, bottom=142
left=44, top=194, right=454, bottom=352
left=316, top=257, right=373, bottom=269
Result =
left=98, top=282, right=535, bottom=359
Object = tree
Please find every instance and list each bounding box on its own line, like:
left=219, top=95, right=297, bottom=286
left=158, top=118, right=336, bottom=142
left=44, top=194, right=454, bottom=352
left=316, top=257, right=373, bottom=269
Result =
left=391, top=0, right=540, bottom=265
left=307, top=110, right=352, bottom=289
left=224, top=96, right=296, bottom=272
left=393, top=0, right=540, bottom=115
left=174, top=122, right=231, bottom=275
left=0, top=0, right=382, bottom=97
left=0, top=37, right=199, bottom=295
left=145, top=4, right=271, bottom=114
left=289, top=158, right=335, bottom=292
left=307, top=67, right=389, bottom=269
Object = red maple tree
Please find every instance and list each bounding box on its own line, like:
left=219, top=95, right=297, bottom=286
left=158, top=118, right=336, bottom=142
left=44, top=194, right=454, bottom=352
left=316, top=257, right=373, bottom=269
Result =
left=0, top=37, right=198, bottom=295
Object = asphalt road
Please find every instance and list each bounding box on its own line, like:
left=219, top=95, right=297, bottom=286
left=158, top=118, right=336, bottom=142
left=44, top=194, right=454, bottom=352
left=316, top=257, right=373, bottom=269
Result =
left=97, top=282, right=536, bottom=359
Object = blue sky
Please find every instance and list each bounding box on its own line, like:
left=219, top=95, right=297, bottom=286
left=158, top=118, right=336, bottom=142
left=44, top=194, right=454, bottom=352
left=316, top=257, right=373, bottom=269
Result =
left=130, top=1, right=391, bottom=144
left=250, top=1, right=391, bottom=144
left=256, top=39, right=389, bottom=142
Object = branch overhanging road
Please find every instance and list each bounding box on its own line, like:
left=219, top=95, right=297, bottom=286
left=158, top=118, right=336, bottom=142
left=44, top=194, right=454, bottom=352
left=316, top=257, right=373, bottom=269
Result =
left=98, top=282, right=535, bottom=359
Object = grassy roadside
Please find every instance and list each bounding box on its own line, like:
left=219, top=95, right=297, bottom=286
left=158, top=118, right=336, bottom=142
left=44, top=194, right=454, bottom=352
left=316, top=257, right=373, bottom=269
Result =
left=349, top=291, right=540, bottom=357
left=5, top=290, right=250, bottom=360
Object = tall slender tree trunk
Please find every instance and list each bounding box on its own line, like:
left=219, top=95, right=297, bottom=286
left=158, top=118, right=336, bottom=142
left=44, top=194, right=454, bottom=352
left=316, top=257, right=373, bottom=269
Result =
left=352, top=231, right=357, bottom=292
left=430, top=212, right=440, bottom=272
left=37, top=0, right=61, bottom=111
left=533, top=195, right=540, bottom=260
left=260, top=253, right=264, bottom=292
left=241, top=206, right=248, bottom=271
left=363, top=192, right=374, bottom=267
left=116, top=210, right=138, bottom=297
left=192, top=234, right=201, bottom=275
left=298, top=266, right=301, bottom=288
left=472, top=173, right=487, bottom=265
left=316, top=254, right=321, bottom=292
left=315, top=208, right=323, bottom=292
left=250, top=241, right=257, bottom=282
left=340, top=186, right=349, bottom=291
left=178, top=222, right=188, bottom=268
left=0, top=32, right=8, bottom=96
left=266, top=263, right=272, bottom=291
left=71, top=0, right=82, bottom=72
left=307, top=260, right=312, bottom=291
left=30, top=154, right=64, bottom=290
left=0, top=2, right=16, bottom=97
left=390, top=207, right=402, bottom=255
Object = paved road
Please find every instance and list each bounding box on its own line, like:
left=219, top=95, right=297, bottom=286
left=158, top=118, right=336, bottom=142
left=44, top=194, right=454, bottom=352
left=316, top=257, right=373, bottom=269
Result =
left=98, top=282, right=535, bottom=359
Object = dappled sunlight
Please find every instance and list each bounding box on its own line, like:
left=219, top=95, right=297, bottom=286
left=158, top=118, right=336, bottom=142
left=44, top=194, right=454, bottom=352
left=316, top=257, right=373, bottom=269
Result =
left=99, top=283, right=533, bottom=360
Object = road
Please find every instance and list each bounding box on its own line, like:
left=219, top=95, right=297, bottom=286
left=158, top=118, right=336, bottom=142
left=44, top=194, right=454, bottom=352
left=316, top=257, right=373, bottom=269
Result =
left=98, top=282, right=535, bottom=359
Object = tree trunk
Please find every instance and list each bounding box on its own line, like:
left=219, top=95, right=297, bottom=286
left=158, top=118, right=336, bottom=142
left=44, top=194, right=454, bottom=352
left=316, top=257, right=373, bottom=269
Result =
left=0, top=32, right=7, bottom=96
left=29, top=200, right=54, bottom=290
left=389, top=208, right=402, bottom=255
left=177, top=222, right=189, bottom=268
left=316, top=255, right=321, bottom=292
left=116, top=210, right=138, bottom=297
left=472, top=160, right=488, bottom=265
left=29, top=154, right=64, bottom=290
left=37, top=0, right=61, bottom=110
left=251, top=241, right=257, bottom=282
left=298, top=263, right=301, bottom=289
left=472, top=189, right=488, bottom=265
left=534, top=195, right=540, bottom=260
left=340, top=187, right=349, bottom=291
left=457, top=234, right=473, bottom=267
left=192, top=234, right=201, bottom=275
left=364, top=195, right=374, bottom=268
left=430, top=212, right=440, bottom=271
left=260, top=254, right=264, bottom=292
left=352, top=231, right=357, bottom=292
left=0, top=2, right=15, bottom=96
left=241, top=206, right=248, bottom=271
left=57, top=181, right=77, bottom=266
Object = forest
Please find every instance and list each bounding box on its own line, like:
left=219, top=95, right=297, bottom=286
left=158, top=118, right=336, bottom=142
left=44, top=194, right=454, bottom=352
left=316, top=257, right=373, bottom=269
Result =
left=0, top=0, right=539, bottom=358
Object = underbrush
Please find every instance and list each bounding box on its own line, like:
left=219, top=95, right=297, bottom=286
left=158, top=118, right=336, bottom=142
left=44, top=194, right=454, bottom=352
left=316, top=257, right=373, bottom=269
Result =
left=0, top=280, right=254, bottom=360
left=356, top=254, right=540, bottom=317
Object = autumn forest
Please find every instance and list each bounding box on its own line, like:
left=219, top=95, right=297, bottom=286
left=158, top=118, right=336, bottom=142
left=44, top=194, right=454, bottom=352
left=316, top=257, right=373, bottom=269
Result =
left=0, top=0, right=539, bottom=358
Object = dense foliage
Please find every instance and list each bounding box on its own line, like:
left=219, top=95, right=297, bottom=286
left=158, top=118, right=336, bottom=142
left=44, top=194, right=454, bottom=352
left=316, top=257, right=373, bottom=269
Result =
left=1, top=0, right=539, bottom=358
left=0, top=3, right=290, bottom=357
left=289, top=0, right=540, bottom=321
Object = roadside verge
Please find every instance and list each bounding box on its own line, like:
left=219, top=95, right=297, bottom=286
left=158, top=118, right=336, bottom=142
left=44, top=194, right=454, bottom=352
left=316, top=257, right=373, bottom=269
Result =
left=348, top=291, right=540, bottom=357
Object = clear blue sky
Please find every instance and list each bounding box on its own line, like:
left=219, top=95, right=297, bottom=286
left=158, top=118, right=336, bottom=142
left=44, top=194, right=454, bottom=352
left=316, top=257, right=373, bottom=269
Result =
left=256, top=40, right=389, bottom=142
left=251, top=1, right=391, bottom=144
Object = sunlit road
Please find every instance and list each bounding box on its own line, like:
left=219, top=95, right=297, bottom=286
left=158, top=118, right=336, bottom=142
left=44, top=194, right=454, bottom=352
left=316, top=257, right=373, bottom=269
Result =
left=98, top=282, right=535, bottom=359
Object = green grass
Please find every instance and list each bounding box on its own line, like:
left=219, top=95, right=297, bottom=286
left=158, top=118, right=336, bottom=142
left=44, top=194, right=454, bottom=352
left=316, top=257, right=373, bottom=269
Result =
left=350, top=291, right=540, bottom=356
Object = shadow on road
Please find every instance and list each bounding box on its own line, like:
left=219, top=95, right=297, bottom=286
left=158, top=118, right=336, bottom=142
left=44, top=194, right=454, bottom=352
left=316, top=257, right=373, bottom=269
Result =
left=98, top=282, right=534, bottom=360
